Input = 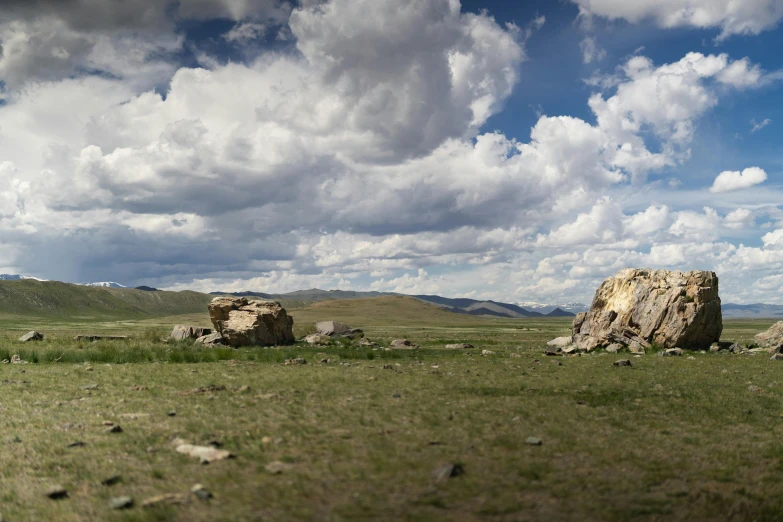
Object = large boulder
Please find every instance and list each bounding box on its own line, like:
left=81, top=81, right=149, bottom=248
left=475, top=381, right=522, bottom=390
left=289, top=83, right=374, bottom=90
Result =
left=572, top=268, right=722, bottom=351
left=208, top=297, right=294, bottom=347
left=755, top=322, right=783, bottom=350
left=170, top=325, right=212, bottom=341
left=19, top=331, right=44, bottom=342
left=315, top=321, right=364, bottom=339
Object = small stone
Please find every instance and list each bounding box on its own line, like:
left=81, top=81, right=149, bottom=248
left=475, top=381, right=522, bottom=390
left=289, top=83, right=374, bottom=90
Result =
left=106, top=425, right=123, bottom=434
left=661, top=348, right=684, bottom=357
left=85, top=366, right=93, bottom=371
left=191, top=484, right=213, bottom=501
left=544, top=349, right=560, bottom=357
left=510, top=353, right=522, bottom=358
left=605, top=343, right=623, bottom=354
left=109, top=496, right=133, bottom=510
left=613, top=359, right=632, bottom=367
left=66, top=441, right=86, bottom=448
left=481, top=350, right=495, bottom=356
left=771, top=353, right=783, bottom=361
left=432, top=463, right=465, bottom=482
left=687, top=356, right=696, bottom=360
left=392, top=393, right=402, bottom=398
left=444, top=343, right=474, bottom=350
left=45, top=485, right=68, bottom=499
left=167, top=411, right=177, bottom=417
left=261, top=436, right=274, bottom=445
left=101, top=475, right=121, bottom=486
left=264, top=461, right=292, bottom=475
left=383, top=364, right=393, bottom=370
left=525, top=436, right=543, bottom=446
left=141, top=494, right=186, bottom=507
left=81, top=384, right=99, bottom=390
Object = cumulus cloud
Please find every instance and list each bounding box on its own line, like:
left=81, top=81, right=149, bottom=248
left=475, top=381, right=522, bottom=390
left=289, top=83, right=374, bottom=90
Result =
left=573, top=0, right=783, bottom=40
left=0, top=0, right=781, bottom=305
left=710, top=167, right=768, bottom=193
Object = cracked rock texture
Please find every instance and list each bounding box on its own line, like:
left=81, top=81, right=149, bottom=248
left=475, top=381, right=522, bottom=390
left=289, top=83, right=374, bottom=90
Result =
left=572, top=268, right=722, bottom=351
left=208, top=297, right=294, bottom=347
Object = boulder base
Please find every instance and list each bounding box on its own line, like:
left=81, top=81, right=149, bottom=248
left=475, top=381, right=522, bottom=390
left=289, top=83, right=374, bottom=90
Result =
left=208, top=297, right=294, bottom=347
left=573, top=268, right=722, bottom=351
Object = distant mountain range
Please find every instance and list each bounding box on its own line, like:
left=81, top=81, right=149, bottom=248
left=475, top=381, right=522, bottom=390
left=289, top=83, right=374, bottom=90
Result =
left=2, top=275, right=781, bottom=319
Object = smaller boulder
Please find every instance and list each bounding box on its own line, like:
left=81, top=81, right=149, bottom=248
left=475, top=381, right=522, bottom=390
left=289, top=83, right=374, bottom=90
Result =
left=195, top=332, right=227, bottom=346
left=613, top=359, right=633, bottom=367
left=661, top=348, right=684, bottom=357
left=605, top=343, right=623, bottom=354
left=358, top=338, right=379, bottom=347
left=444, top=343, right=474, bottom=350
left=755, top=322, right=783, bottom=350
left=629, top=342, right=645, bottom=355
left=390, top=339, right=419, bottom=350
left=19, top=331, right=44, bottom=342
left=315, top=321, right=365, bottom=339
left=547, top=337, right=572, bottom=349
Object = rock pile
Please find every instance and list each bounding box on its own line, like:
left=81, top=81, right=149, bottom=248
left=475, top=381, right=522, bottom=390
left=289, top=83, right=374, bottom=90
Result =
left=572, top=268, right=722, bottom=351
left=206, top=297, right=294, bottom=347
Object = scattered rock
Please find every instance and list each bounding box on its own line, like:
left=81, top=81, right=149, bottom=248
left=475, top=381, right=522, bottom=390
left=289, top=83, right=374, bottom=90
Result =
left=525, top=437, right=543, bottom=446
left=573, top=268, right=722, bottom=351
left=168, top=411, right=177, bottom=417
left=629, top=342, right=645, bottom=355
left=613, top=359, right=633, bottom=367
left=661, top=348, right=684, bottom=357
left=390, top=339, right=419, bottom=350
left=605, top=343, right=623, bottom=354
left=264, top=461, right=292, bottom=475
left=432, top=463, right=465, bottom=482
left=194, top=332, right=227, bottom=346
left=208, top=297, right=294, bottom=347
left=109, top=496, right=133, bottom=510
left=81, top=384, right=99, bottom=390
left=547, top=337, right=572, bottom=349
left=105, top=425, right=123, bottom=434
left=510, top=353, right=522, bottom=358
left=141, top=494, right=187, bottom=508
left=45, top=485, right=68, bottom=499
left=284, top=358, right=307, bottom=365
left=481, top=350, right=495, bottom=356
left=19, top=331, right=44, bottom=342
left=544, top=349, right=561, bottom=357
left=358, top=338, right=379, bottom=347
left=315, top=321, right=364, bottom=339
left=170, top=325, right=212, bottom=341
left=10, top=354, right=28, bottom=364
left=191, top=484, right=213, bottom=501
left=174, top=439, right=233, bottom=464
left=445, top=343, right=474, bottom=350
left=304, top=334, right=331, bottom=345
left=66, top=441, right=86, bottom=448
left=383, top=364, right=393, bottom=370
left=771, top=353, right=783, bottom=361
left=101, top=475, right=121, bottom=486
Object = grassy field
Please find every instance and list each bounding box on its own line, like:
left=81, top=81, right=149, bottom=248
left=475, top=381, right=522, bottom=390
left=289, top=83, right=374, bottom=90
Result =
left=0, top=297, right=781, bottom=521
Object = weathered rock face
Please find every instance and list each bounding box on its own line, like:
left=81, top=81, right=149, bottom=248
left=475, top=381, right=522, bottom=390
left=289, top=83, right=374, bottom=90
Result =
left=208, top=297, right=294, bottom=347
left=170, top=325, right=212, bottom=341
left=755, top=322, right=783, bottom=350
left=195, top=332, right=227, bottom=346
left=572, top=268, right=722, bottom=351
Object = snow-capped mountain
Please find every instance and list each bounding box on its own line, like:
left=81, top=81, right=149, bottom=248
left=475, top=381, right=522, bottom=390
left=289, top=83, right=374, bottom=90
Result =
left=0, top=273, right=48, bottom=281
left=82, top=282, right=127, bottom=288
left=517, top=301, right=590, bottom=314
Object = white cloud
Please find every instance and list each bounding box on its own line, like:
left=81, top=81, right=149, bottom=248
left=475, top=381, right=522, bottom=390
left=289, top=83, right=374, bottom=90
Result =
left=579, top=36, right=606, bottom=64
left=573, top=0, right=783, bottom=40
left=710, top=167, right=768, bottom=193
left=751, top=118, right=773, bottom=133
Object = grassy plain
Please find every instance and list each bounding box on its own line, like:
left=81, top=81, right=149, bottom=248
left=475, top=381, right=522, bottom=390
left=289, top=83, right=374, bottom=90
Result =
left=0, top=297, right=781, bottom=521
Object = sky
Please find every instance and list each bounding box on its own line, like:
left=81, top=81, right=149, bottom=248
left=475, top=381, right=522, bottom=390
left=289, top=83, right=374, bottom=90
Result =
left=1, top=0, right=783, bottom=304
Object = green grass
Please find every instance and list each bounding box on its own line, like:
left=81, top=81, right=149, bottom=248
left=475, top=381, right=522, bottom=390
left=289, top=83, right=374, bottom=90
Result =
left=0, top=297, right=781, bottom=520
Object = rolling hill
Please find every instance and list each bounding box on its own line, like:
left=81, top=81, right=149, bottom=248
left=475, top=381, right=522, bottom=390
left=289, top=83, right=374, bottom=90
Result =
left=0, top=280, right=211, bottom=319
